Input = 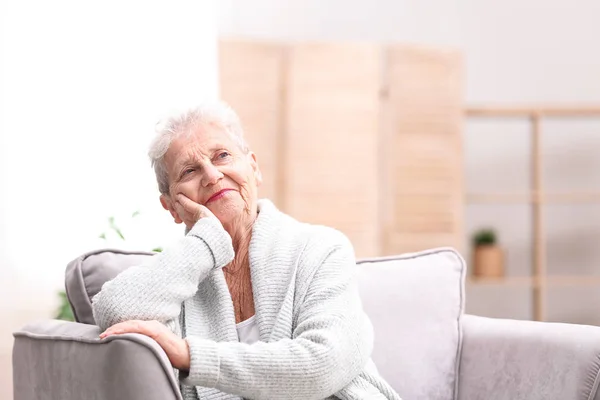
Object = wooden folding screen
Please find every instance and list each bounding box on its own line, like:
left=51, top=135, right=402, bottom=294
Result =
left=219, top=39, right=463, bottom=258
left=284, top=43, right=381, bottom=257
left=383, top=46, right=464, bottom=254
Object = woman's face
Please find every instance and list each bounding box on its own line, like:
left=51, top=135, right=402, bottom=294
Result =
left=160, top=125, right=261, bottom=230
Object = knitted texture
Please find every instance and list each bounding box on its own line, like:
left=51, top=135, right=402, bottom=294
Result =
left=92, top=200, right=401, bottom=400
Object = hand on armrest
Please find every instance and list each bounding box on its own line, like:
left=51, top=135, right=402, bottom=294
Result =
left=458, top=314, right=600, bottom=400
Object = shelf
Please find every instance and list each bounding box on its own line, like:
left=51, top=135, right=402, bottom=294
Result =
left=468, top=276, right=600, bottom=287
left=468, top=276, right=535, bottom=287
left=465, top=106, right=600, bottom=118
left=547, top=276, right=600, bottom=287
left=467, top=192, right=600, bottom=204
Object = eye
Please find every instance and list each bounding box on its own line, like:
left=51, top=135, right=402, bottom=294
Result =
left=182, top=168, right=195, bottom=176
left=217, top=151, right=231, bottom=160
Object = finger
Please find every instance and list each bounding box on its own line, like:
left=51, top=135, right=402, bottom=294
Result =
left=171, top=201, right=186, bottom=224
left=196, top=203, right=215, bottom=218
left=100, top=326, right=123, bottom=338
left=173, top=202, right=195, bottom=228
left=147, top=321, right=167, bottom=339
left=113, top=321, right=159, bottom=340
left=100, top=329, right=117, bottom=338
left=189, top=201, right=216, bottom=221
left=100, top=324, right=121, bottom=337
left=176, top=193, right=199, bottom=214
left=99, top=321, right=141, bottom=338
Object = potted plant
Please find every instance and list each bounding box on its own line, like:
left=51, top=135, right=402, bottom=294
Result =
left=472, top=228, right=504, bottom=278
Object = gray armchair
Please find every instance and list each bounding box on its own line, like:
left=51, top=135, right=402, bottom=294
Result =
left=13, top=248, right=600, bottom=399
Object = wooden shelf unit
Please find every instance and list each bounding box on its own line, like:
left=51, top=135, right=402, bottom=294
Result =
left=468, top=276, right=600, bottom=287
left=467, top=192, right=600, bottom=204
left=465, top=106, right=600, bottom=321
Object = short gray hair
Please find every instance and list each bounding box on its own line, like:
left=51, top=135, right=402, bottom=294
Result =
left=148, top=101, right=248, bottom=195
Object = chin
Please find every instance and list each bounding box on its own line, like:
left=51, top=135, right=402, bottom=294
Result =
left=208, top=202, right=245, bottom=226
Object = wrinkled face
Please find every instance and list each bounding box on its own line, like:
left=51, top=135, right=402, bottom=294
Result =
left=160, top=125, right=261, bottom=229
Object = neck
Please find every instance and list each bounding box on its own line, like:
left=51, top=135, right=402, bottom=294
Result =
left=222, top=207, right=257, bottom=323
left=222, top=205, right=257, bottom=276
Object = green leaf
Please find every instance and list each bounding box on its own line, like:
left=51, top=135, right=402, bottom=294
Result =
left=152, top=247, right=163, bottom=253
left=99, top=233, right=106, bottom=240
left=55, top=291, right=75, bottom=321
left=472, top=228, right=497, bottom=246
left=115, top=228, right=125, bottom=241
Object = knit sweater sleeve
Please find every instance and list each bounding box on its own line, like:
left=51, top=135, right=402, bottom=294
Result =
left=180, top=232, right=373, bottom=399
left=91, top=216, right=234, bottom=331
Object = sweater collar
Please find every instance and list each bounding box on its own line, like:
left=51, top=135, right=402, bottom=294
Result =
left=249, top=199, right=296, bottom=341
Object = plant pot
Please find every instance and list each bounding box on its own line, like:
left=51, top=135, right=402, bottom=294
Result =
left=473, top=245, right=504, bottom=278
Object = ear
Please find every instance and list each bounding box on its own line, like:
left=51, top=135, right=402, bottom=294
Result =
left=248, top=151, right=262, bottom=187
left=160, top=194, right=183, bottom=224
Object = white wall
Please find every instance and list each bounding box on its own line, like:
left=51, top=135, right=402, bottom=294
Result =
left=218, top=0, right=462, bottom=46
left=0, top=1, right=218, bottom=397
left=218, top=0, right=600, bottom=322
left=218, top=0, right=600, bottom=101
left=460, top=0, right=600, bottom=103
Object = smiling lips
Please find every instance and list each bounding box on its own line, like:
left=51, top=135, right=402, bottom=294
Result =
left=205, top=189, right=233, bottom=205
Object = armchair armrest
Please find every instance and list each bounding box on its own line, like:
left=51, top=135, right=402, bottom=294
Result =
left=13, top=319, right=182, bottom=400
left=458, top=314, right=600, bottom=400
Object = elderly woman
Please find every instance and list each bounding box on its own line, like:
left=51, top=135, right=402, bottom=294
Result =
left=92, top=103, right=400, bottom=400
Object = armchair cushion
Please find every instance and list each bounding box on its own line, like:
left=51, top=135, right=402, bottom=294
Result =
left=458, top=314, right=600, bottom=400
left=65, top=249, right=154, bottom=324
left=357, top=247, right=466, bottom=400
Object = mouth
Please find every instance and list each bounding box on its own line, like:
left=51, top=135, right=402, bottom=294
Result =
left=205, top=189, right=234, bottom=205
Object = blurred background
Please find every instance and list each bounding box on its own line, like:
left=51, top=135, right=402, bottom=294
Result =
left=1, top=0, right=599, bottom=398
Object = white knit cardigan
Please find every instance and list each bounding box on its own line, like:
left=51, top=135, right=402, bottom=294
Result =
left=92, top=199, right=401, bottom=400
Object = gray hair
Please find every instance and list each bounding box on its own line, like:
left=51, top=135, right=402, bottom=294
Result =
left=148, top=101, right=248, bottom=195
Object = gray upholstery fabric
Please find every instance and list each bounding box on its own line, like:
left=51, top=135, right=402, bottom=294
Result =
left=14, top=247, right=600, bottom=399
left=357, top=248, right=465, bottom=400
left=13, top=319, right=182, bottom=400
left=458, top=314, right=600, bottom=400
left=65, top=249, right=154, bottom=324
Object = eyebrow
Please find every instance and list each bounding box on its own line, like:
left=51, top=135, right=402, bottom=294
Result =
left=173, top=157, right=193, bottom=173
left=173, top=143, right=230, bottom=170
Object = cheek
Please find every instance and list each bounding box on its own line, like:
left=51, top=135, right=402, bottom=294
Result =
left=170, top=178, right=202, bottom=201
left=223, top=165, right=252, bottom=188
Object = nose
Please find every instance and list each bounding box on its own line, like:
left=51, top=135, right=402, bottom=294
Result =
left=201, top=163, right=224, bottom=187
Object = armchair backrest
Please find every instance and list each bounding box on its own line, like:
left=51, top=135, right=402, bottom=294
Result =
left=65, top=249, right=154, bottom=324
left=356, top=248, right=465, bottom=400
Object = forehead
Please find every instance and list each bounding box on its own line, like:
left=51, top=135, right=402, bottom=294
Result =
left=165, top=125, right=236, bottom=165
